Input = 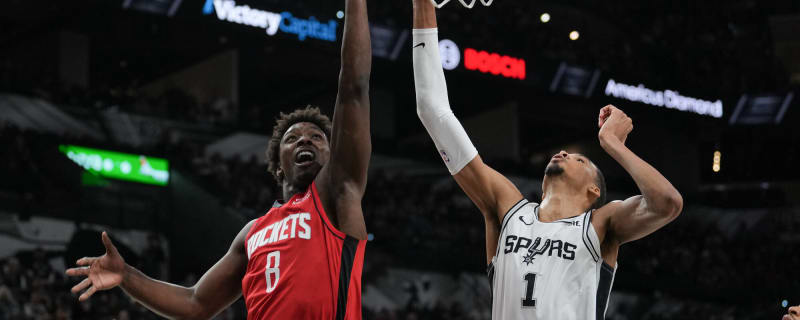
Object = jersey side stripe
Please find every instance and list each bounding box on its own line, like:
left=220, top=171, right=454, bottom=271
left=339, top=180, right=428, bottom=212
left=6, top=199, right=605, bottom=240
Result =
left=581, top=212, right=600, bottom=262
left=595, top=262, right=616, bottom=320
left=486, top=262, right=495, bottom=298
left=335, top=236, right=359, bottom=320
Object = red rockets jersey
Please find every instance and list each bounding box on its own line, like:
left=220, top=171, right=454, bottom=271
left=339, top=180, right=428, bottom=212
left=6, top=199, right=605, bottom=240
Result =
left=241, top=182, right=366, bottom=320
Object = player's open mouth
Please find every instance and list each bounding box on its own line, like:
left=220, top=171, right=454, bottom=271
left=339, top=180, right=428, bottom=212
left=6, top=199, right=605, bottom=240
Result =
left=295, top=149, right=316, bottom=166
left=783, top=315, right=793, bottom=320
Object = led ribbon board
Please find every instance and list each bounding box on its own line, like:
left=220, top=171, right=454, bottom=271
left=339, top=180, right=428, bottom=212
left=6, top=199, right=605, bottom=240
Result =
left=59, top=145, right=169, bottom=186
left=203, top=0, right=338, bottom=42
left=604, top=79, right=723, bottom=118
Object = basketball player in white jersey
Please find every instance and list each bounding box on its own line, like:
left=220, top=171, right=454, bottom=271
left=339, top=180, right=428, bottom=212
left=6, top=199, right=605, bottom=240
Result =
left=411, top=1, right=683, bottom=319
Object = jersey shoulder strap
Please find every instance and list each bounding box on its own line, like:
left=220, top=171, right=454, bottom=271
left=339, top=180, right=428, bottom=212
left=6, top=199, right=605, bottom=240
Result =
left=499, top=199, right=532, bottom=234
left=581, top=210, right=602, bottom=262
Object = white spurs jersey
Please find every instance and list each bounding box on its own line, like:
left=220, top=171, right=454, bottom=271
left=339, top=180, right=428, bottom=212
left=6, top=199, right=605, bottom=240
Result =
left=488, top=199, right=616, bottom=320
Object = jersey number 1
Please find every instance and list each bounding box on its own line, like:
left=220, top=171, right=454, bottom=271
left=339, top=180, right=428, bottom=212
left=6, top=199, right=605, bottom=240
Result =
left=522, top=273, right=537, bottom=307
left=265, top=251, right=280, bottom=293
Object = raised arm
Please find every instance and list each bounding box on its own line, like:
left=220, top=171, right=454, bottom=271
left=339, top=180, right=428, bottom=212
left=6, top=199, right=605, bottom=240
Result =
left=412, top=0, right=522, bottom=221
left=67, top=221, right=254, bottom=320
left=594, top=105, right=683, bottom=248
left=412, top=0, right=522, bottom=263
left=315, top=0, right=371, bottom=240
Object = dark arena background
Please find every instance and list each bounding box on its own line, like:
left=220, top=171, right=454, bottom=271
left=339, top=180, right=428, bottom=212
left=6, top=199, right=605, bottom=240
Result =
left=1, top=0, right=799, bottom=319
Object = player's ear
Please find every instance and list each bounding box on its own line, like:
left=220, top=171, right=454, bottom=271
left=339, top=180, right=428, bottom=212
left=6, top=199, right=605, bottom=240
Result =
left=276, top=168, right=285, bottom=182
left=588, top=184, right=600, bottom=199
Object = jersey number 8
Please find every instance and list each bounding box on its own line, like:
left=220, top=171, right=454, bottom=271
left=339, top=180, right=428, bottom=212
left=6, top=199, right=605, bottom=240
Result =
left=265, top=251, right=280, bottom=293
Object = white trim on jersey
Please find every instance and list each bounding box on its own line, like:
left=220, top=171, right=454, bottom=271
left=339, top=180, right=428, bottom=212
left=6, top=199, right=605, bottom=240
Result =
left=581, top=210, right=601, bottom=262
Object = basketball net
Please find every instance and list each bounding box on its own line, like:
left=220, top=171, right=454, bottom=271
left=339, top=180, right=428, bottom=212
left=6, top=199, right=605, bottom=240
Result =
left=430, top=0, right=493, bottom=9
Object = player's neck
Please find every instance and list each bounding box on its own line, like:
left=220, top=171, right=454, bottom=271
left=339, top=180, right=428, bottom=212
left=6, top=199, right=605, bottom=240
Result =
left=540, top=184, right=590, bottom=222
left=281, top=183, right=308, bottom=202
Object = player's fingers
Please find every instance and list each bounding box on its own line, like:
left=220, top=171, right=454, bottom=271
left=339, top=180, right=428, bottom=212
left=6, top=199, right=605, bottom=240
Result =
left=598, top=107, right=611, bottom=127
left=102, top=231, right=119, bottom=255
left=65, top=266, right=90, bottom=277
left=76, top=257, right=98, bottom=266
left=79, top=285, right=98, bottom=302
left=71, top=278, right=92, bottom=294
left=601, top=105, right=613, bottom=116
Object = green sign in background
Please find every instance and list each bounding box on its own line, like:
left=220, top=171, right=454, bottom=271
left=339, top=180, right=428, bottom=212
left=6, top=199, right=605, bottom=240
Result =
left=59, top=145, right=170, bottom=186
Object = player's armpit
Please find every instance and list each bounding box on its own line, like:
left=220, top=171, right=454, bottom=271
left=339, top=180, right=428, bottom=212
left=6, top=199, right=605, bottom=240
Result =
left=599, top=195, right=681, bottom=245
left=453, top=155, right=524, bottom=224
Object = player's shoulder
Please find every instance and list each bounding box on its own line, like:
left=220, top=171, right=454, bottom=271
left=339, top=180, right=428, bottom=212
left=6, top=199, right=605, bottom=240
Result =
left=593, top=200, right=624, bottom=219
left=500, top=199, right=536, bottom=228
left=590, top=200, right=624, bottom=232
left=231, top=218, right=259, bottom=254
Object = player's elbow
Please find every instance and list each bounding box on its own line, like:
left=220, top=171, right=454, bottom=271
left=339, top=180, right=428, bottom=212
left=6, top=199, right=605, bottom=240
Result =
left=415, top=103, right=431, bottom=121
left=658, top=191, right=683, bottom=220
left=178, top=307, right=214, bottom=320
left=175, top=288, right=211, bottom=320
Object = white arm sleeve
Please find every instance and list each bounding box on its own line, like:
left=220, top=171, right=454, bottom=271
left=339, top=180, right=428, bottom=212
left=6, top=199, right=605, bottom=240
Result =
left=413, top=28, right=478, bottom=175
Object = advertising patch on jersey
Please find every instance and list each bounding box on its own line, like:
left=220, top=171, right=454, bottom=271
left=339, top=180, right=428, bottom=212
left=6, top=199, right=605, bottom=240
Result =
left=440, top=150, right=450, bottom=163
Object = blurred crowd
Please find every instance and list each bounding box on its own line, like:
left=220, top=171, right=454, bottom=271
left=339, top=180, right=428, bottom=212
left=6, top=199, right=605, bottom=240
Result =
left=1, top=107, right=798, bottom=319
left=0, top=249, right=156, bottom=320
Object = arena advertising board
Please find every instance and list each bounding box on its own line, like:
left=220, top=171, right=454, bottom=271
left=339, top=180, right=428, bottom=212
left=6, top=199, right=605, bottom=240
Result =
left=202, top=0, right=338, bottom=42
left=59, top=145, right=170, bottom=186
left=438, top=39, right=526, bottom=80
left=603, top=79, right=724, bottom=118
left=438, top=39, right=727, bottom=118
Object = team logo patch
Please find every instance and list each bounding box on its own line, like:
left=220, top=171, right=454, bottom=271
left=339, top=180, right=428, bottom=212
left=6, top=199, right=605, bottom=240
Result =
left=440, top=150, right=450, bottom=163
left=522, top=237, right=551, bottom=265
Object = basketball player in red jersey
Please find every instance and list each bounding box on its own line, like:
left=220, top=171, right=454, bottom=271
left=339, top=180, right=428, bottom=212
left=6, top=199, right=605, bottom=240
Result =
left=64, top=0, right=372, bottom=318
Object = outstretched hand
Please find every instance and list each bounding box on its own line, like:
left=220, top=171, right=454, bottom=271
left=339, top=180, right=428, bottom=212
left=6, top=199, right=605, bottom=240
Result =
left=598, top=105, right=633, bottom=146
left=65, top=232, right=126, bottom=301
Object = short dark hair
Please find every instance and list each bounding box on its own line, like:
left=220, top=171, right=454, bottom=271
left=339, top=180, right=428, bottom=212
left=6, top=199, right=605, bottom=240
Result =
left=590, top=165, right=607, bottom=211
left=266, top=106, right=332, bottom=185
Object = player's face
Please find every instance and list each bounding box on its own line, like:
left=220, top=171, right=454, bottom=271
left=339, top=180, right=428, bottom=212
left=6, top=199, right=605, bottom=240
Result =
left=785, top=305, right=800, bottom=320
left=278, top=122, right=330, bottom=188
left=543, top=151, right=597, bottom=191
